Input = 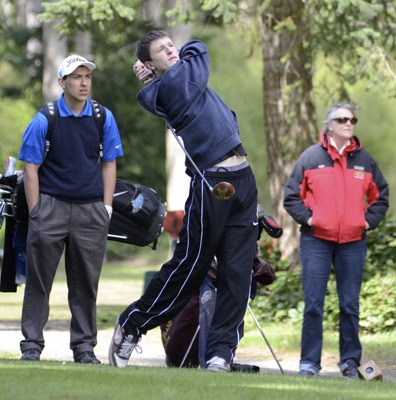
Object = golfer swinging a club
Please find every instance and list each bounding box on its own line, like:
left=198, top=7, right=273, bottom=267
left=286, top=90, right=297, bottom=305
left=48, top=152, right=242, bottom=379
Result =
left=109, top=30, right=258, bottom=372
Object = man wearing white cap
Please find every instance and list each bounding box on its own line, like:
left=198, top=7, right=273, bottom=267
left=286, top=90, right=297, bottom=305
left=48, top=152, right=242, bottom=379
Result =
left=18, top=54, right=123, bottom=364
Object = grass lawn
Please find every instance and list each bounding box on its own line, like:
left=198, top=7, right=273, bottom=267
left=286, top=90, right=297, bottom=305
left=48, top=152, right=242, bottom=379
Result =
left=1, top=240, right=395, bottom=399
left=0, top=360, right=395, bottom=400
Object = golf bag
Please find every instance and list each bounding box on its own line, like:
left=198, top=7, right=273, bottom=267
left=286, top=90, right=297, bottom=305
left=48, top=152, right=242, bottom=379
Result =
left=1, top=171, right=26, bottom=292
left=108, top=179, right=166, bottom=249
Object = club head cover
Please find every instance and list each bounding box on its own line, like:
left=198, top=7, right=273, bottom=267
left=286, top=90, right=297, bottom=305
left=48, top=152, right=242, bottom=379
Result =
left=258, top=214, right=283, bottom=239
left=0, top=174, right=18, bottom=188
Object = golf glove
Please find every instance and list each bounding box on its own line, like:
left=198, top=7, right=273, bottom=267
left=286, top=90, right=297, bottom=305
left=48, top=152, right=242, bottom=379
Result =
left=104, top=204, right=113, bottom=219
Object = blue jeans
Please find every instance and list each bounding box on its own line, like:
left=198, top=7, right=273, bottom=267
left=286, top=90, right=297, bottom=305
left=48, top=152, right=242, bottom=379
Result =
left=198, top=277, right=217, bottom=368
left=299, top=233, right=366, bottom=374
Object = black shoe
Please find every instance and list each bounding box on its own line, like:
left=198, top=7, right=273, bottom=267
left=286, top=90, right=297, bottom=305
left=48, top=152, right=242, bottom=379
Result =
left=74, top=351, right=101, bottom=364
left=231, top=363, right=260, bottom=373
left=21, top=348, right=41, bottom=361
left=299, top=370, right=316, bottom=377
left=342, top=359, right=359, bottom=380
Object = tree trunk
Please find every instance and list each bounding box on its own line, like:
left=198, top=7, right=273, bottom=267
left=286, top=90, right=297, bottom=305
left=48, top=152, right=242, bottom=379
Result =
left=15, top=0, right=42, bottom=69
left=259, top=0, right=317, bottom=266
left=42, top=22, right=66, bottom=101
left=14, top=0, right=68, bottom=101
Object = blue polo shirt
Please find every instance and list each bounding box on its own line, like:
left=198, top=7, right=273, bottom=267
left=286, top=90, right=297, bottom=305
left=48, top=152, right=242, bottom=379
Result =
left=19, top=94, right=123, bottom=202
left=19, top=94, right=123, bottom=164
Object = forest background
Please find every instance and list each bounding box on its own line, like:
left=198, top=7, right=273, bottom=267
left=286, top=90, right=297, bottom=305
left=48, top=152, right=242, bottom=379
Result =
left=0, top=0, right=395, bottom=332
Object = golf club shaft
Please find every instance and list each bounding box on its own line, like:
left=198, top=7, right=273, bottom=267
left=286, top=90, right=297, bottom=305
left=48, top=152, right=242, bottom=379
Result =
left=247, top=304, right=285, bottom=375
left=179, top=324, right=200, bottom=368
left=164, top=119, right=214, bottom=193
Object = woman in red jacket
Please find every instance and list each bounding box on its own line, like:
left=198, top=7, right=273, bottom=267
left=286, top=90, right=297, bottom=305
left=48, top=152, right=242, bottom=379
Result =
left=284, top=102, right=388, bottom=379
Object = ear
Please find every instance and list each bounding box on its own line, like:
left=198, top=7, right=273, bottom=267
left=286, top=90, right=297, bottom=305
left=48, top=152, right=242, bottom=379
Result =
left=58, top=78, right=65, bottom=89
left=144, top=61, right=155, bottom=71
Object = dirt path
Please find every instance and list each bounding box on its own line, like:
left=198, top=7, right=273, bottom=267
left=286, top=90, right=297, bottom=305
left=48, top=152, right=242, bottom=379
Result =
left=1, top=320, right=395, bottom=382
left=1, top=318, right=287, bottom=370
left=0, top=321, right=322, bottom=376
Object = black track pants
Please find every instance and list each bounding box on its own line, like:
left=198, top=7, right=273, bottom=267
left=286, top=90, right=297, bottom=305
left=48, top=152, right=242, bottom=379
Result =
left=120, top=166, right=258, bottom=364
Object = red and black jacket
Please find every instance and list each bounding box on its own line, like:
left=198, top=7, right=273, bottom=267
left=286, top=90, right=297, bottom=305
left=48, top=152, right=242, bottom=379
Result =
left=284, top=131, right=389, bottom=243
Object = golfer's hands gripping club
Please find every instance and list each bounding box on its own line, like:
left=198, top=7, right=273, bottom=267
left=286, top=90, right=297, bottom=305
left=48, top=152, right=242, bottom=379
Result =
left=133, top=60, right=155, bottom=85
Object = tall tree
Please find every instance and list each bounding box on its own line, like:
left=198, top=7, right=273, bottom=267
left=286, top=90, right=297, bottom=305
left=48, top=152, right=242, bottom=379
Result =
left=258, top=1, right=317, bottom=263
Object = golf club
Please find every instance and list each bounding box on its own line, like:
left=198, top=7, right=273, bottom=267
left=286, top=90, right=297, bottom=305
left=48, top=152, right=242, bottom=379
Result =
left=179, top=324, right=200, bottom=368
left=164, top=119, right=236, bottom=201
left=247, top=304, right=286, bottom=375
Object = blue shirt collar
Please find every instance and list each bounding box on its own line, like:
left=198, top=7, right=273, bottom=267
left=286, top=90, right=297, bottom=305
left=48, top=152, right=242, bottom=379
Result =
left=57, top=93, right=93, bottom=117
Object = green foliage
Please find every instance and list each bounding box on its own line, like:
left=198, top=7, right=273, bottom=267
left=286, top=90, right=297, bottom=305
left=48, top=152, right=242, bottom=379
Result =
left=0, top=97, right=36, bottom=165
left=306, top=0, right=396, bottom=95
left=201, top=0, right=239, bottom=23
left=365, top=213, right=396, bottom=275
left=39, top=0, right=139, bottom=34
left=253, top=214, right=396, bottom=334
left=253, top=238, right=303, bottom=323
left=322, top=272, right=396, bottom=335
left=359, top=272, right=396, bottom=333
left=0, top=9, right=43, bottom=101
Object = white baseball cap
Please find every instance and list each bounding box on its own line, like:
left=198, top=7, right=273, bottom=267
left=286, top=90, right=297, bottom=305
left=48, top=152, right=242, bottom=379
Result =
left=58, top=54, right=96, bottom=78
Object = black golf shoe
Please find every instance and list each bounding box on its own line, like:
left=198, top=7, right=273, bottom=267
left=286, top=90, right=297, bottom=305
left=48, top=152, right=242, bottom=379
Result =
left=74, top=351, right=101, bottom=364
left=21, top=348, right=41, bottom=361
left=342, top=359, right=359, bottom=380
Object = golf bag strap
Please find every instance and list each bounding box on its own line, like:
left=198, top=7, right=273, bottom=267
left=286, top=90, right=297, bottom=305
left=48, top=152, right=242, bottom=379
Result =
left=43, top=100, right=58, bottom=159
left=41, top=99, right=106, bottom=159
left=90, top=99, right=105, bottom=159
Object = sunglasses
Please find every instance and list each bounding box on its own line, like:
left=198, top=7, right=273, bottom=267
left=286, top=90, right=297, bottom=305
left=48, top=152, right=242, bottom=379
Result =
left=332, top=117, right=358, bottom=125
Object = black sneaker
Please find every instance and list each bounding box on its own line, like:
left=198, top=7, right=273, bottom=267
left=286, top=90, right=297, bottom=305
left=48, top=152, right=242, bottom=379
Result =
left=21, top=348, right=41, bottom=361
left=342, top=359, right=359, bottom=380
left=74, top=351, right=101, bottom=364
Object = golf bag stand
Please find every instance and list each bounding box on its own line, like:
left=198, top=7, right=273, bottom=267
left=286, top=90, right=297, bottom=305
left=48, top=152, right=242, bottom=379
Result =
left=177, top=305, right=286, bottom=374
left=247, top=303, right=285, bottom=375
left=179, top=325, right=200, bottom=368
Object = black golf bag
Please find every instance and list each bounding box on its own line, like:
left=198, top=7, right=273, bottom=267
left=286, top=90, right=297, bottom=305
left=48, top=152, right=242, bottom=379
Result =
left=1, top=173, right=27, bottom=292
left=108, top=179, right=166, bottom=249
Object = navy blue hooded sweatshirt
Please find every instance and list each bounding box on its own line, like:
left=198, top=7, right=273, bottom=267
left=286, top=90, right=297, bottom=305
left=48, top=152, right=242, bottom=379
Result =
left=137, top=40, right=242, bottom=171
